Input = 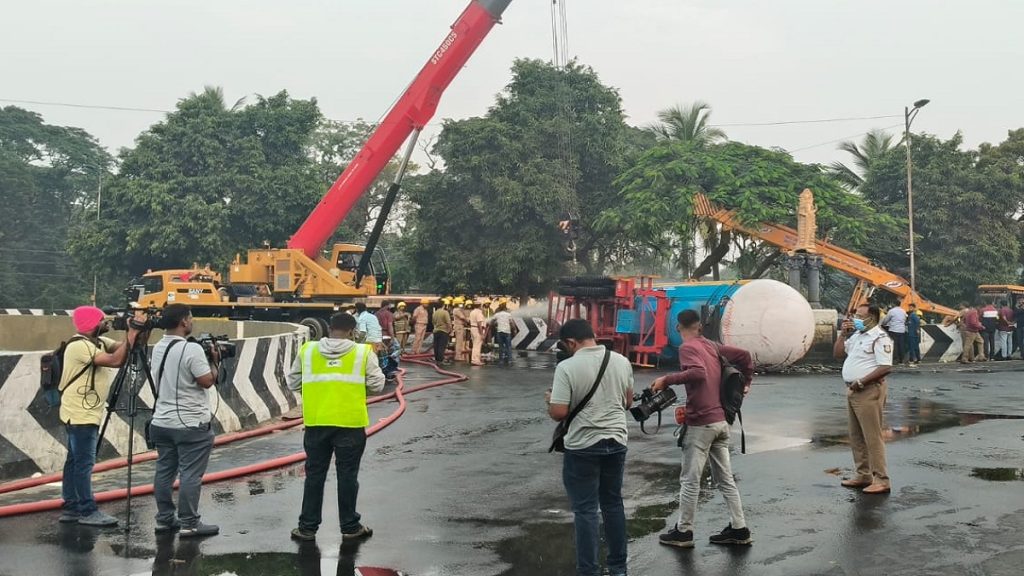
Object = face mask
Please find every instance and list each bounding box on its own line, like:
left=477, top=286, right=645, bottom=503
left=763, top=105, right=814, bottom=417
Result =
left=853, top=318, right=866, bottom=331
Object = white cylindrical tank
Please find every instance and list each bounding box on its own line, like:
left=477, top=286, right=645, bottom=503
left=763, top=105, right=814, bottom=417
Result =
left=719, top=279, right=815, bottom=370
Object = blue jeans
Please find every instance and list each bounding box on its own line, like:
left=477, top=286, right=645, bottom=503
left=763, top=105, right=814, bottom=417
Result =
left=62, top=424, right=99, bottom=516
left=562, top=438, right=628, bottom=576
left=299, top=427, right=367, bottom=533
left=496, top=332, right=512, bottom=363
left=908, top=334, right=921, bottom=362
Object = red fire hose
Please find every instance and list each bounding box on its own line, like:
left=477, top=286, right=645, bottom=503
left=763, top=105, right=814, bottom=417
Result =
left=0, top=357, right=466, bottom=518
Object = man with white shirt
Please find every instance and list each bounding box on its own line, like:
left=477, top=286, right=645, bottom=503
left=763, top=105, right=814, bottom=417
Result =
left=491, top=304, right=514, bottom=365
left=880, top=305, right=908, bottom=365
left=834, top=304, right=893, bottom=495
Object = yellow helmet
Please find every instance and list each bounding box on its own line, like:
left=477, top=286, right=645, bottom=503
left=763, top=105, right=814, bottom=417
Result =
left=397, top=302, right=407, bottom=309
left=441, top=296, right=453, bottom=305
left=481, top=298, right=492, bottom=305
left=420, top=298, right=430, bottom=305
left=453, top=296, right=465, bottom=306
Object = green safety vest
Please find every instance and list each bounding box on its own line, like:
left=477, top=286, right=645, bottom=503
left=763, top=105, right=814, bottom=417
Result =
left=300, top=341, right=371, bottom=428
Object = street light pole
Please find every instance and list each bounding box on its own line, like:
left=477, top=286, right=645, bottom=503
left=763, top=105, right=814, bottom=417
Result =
left=91, top=170, right=102, bottom=306
left=904, top=98, right=930, bottom=296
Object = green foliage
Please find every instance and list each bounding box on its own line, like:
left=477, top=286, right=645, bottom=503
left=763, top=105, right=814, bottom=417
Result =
left=402, top=59, right=635, bottom=297
left=604, top=139, right=897, bottom=276
left=860, top=132, right=1022, bottom=304
left=0, top=106, right=112, bottom=308
left=646, top=101, right=726, bottom=146
left=830, top=129, right=897, bottom=190
left=69, top=88, right=322, bottom=278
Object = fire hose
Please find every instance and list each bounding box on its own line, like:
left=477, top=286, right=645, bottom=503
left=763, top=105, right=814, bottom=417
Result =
left=0, top=356, right=464, bottom=518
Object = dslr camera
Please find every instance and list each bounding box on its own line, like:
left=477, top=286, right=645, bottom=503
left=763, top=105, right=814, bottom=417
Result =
left=191, top=333, right=237, bottom=361
left=109, top=306, right=162, bottom=332
left=629, top=386, right=677, bottom=422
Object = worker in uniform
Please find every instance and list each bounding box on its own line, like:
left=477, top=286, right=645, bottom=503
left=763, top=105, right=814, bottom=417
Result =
left=288, top=312, right=385, bottom=542
left=411, top=299, right=430, bottom=354
left=393, top=302, right=412, bottom=351
left=452, top=297, right=469, bottom=362
left=833, top=303, right=893, bottom=495
left=468, top=300, right=487, bottom=366
left=432, top=300, right=453, bottom=365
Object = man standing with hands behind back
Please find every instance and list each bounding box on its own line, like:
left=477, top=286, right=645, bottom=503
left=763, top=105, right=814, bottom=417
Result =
left=834, top=303, right=893, bottom=495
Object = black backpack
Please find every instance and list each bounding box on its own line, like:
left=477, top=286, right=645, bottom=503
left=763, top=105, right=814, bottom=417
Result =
left=716, top=344, right=747, bottom=454
left=40, top=336, right=94, bottom=408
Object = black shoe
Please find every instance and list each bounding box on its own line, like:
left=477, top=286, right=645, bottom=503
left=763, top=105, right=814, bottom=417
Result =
left=179, top=523, right=219, bottom=538
left=154, top=520, right=181, bottom=533
left=709, top=523, right=751, bottom=546
left=341, top=524, right=373, bottom=541
left=291, top=527, right=316, bottom=541
left=658, top=527, right=694, bottom=548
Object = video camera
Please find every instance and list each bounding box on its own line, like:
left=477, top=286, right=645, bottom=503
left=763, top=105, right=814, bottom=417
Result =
left=190, top=333, right=237, bottom=361
left=629, top=386, right=677, bottom=423
left=107, top=306, right=163, bottom=332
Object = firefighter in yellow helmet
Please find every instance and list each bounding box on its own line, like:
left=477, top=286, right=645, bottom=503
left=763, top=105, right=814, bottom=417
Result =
left=393, top=302, right=411, bottom=351
left=468, top=300, right=487, bottom=366
left=411, top=298, right=430, bottom=354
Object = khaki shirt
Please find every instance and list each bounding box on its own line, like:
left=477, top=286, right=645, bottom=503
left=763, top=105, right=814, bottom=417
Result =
left=432, top=309, right=452, bottom=334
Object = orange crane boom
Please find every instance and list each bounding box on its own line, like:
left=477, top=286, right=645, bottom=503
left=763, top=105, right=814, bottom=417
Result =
left=692, top=194, right=959, bottom=318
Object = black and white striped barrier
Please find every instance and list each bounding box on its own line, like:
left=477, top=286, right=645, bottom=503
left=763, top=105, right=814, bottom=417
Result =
left=511, top=317, right=559, bottom=352
left=919, top=323, right=962, bottom=362
left=1, top=309, right=74, bottom=316
left=0, top=327, right=305, bottom=481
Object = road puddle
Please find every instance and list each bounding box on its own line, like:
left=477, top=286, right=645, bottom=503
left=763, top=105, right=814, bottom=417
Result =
left=812, top=398, right=1024, bottom=447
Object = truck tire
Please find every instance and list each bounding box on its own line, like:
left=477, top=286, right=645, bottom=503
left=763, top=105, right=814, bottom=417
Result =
left=300, top=317, right=328, bottom=340
left=559, top=276, right=616, bottom=288
left=572, top=286, right=616, bottom=298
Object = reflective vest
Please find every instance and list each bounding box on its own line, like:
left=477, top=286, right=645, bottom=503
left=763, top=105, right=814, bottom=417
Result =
left=300, top=341, right=371, bottom=428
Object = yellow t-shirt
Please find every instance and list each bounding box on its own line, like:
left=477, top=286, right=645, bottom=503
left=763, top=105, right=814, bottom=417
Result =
left=58, top=336, right=116, bottom=425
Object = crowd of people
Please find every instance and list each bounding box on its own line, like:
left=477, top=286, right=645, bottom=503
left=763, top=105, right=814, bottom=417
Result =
left=947, top=300, right=1024, bottom=363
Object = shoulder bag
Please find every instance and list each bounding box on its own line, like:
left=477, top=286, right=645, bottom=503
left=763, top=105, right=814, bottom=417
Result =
left=549, top=348, right=612, bottom=453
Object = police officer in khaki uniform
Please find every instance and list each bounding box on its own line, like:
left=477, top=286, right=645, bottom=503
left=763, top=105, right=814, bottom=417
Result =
left=834, top=303, right=893, bottom=494
left=452, top=297, right=469, bottom=362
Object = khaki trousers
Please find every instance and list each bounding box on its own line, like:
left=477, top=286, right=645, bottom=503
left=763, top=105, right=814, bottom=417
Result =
left=471, top=327, right=483, bottom=364
left=847, top=380, right=889, bottom=486
left=454, top=322, right=468, bottom=362
left=961, top=331, right=984, bottom=361
left=412, top=324, right=427, bottom=354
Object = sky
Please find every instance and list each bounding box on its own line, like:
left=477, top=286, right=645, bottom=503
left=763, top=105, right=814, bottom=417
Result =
left=3, top=0, right=1023, bottom=171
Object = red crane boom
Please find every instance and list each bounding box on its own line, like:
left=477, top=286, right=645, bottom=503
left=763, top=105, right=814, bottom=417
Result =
left=288, top=0, right=513, bottom=258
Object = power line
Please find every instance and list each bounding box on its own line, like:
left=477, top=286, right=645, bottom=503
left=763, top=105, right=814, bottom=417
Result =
left=712, top=114, right=902, bottom=128
left=787, top=123, right=904, bottom=154
left=3, top=96, right=907, bottom=133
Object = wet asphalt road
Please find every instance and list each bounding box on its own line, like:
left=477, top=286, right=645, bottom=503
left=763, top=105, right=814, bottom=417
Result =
left=1, top=357, right=1023, bottom=576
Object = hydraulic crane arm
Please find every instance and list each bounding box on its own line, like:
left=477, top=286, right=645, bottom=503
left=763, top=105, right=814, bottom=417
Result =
left=693, top=194, right=959, bottom=317
left=288, top=0, right=514, bottom=258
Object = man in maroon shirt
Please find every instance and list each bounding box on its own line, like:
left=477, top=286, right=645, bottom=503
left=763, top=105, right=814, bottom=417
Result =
left=960, top=304, right=985, bottom=363
left=376, top=301, right=395, bottom=340
left=650, top=309, right=754, bottom=548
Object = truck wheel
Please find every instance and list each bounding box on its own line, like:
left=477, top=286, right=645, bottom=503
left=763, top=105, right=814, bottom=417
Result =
left=300, top=317, right=327, bottom=340
left=559, top=276, right=616, bottom=288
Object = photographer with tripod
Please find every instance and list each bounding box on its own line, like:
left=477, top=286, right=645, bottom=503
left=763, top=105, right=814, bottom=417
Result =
left=58, top=306, right=143, bottom=527
left=148, top=304, right=221, bottom=538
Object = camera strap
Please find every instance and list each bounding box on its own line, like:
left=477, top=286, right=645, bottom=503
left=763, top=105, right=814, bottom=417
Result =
left=639, top=409, right=663, bottom=435
left=565, top=348, right=612, bottom=428
left=156, top=339, right=183, bottom=401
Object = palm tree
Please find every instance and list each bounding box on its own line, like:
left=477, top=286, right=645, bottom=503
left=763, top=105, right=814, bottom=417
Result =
left=830, top=129, right=896, bottom=190
left=647, top=101, right=726, bottom=146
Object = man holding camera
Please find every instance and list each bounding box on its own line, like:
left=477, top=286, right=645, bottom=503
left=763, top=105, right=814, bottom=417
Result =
left=834, top=303, right=893, bottom=495
left=288, top=312, right=385, bottom=542
left=149, top=304, right=220, bottom=537
left=58, top=305, right=142, bottom=527
left=545, top=319, right=634, bottom=576
left=651, top=309, right=753, bottom=548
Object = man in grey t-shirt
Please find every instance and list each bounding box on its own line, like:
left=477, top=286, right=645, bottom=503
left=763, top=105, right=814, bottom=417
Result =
left=149, top=304, right=220, bottom=538
left=545, top=319, right=633, bottom=576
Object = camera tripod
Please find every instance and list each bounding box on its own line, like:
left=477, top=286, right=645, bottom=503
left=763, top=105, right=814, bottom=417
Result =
left=96, top=333, right=157, bottom=532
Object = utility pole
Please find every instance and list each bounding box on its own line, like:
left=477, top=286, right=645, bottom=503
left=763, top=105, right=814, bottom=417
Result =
left=904, top=98, right=930, bottom=295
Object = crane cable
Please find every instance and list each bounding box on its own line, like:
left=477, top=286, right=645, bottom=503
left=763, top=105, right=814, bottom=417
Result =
left=550, top=0, right=579, bottom=269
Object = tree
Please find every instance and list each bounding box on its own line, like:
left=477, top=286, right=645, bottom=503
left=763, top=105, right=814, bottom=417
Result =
left=70, top=88, right=322, bottom=281
left=646, top=101, right=726, bottom=146
left=978, top=128, right=1024, bottom=278
left=402, top=59, right=637, bottom=298
left=830, top=129, right=897, bottom=190
left=860, top=132, right=1022, bottom=304
left=603, top=140, right=897, bottom=279
left=0, top=106, right=112, bottom=308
